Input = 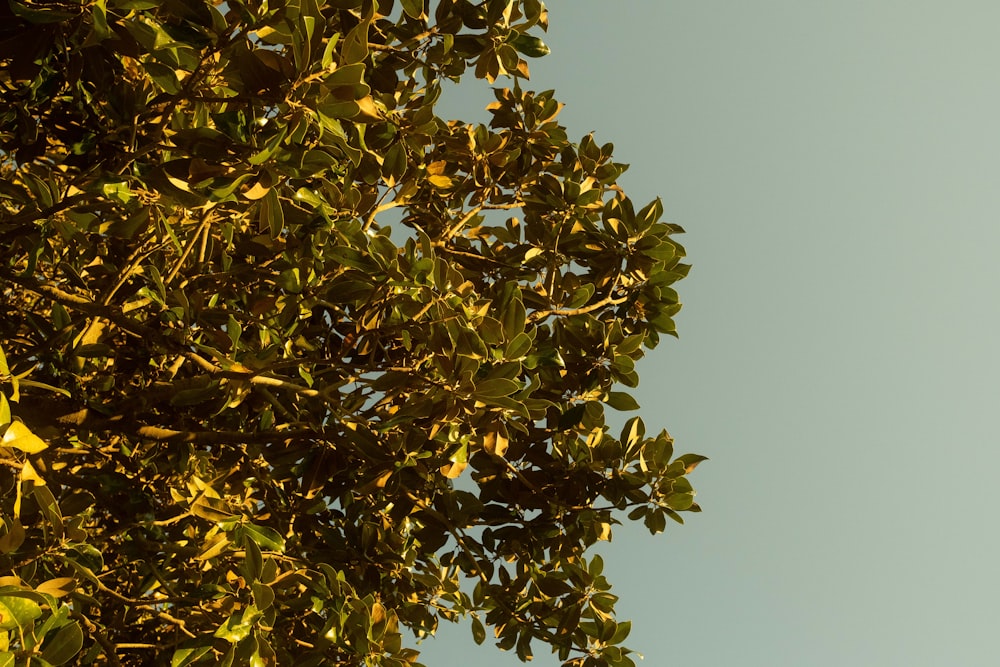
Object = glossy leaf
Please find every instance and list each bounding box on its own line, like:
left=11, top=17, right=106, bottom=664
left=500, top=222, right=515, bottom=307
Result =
left=40, top=620, right=84, bottom=666
left=0, top=595, right=42, bottom=631
left=1, top=421, right=47, bottom=454
left=605, top=391, right=641, bottom=412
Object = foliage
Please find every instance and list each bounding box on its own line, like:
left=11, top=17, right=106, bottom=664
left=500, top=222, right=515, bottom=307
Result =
left=0, top=0, right=702, bottom=665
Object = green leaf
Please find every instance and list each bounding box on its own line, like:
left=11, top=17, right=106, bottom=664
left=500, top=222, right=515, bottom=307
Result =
left=400, top=0, right=424, bottom=19
left=190, top=496, right=236, bottom=522
left=663, top=492, right=695, bottom=511
left=511, top=33, right=550, bottom=58
left=605, top=391, right=640, bottom=411
left=340, top=4, right=373, bottom=64
left=259, top=188, right=284, bottom=239
left=277, top=268, right=302, bottom=294
left=675, top=453, right=709, bottom=473
left=214, top=606, right=262, bottom=643
left=472, top=378, right=519, bottom=399
left=248, top=126, right=288, bottom=166
left=171, top=645, right=213, bottom=667
left=0, top=595, right=42, bottom=631
left=469, top=616, right=487, bottom=646
left=226, top=314, right=243, bottom=350
left=609, top=620, right=631, bottom=645
left=241, top=523, right=286, bottom=553
left=620, top=417, right=644, bottom=450
left=504, top=332, right=533, bottom=359
left=40, top=620, right=83, bottom=665
left=501, top=295, right=526, bottom=338
left=558, top=403, right=586, bottom=430
left=321, top=33, right=341, bottom=69
left=327, top=246, right=379, bottom=272
left=442, top=441, right=468, bottom=479
left=252, top=582, right=275, bottom=611
left=589, top=554, right=605, bottom=577
left=643, top=508, right=667, bottom=534
left=0, top=519, right=25, bottom=555
left=15, top=379, right=70, bottom=397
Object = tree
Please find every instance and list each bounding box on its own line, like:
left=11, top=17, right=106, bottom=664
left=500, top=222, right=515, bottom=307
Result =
left=0, top=0, right=703, bottom=665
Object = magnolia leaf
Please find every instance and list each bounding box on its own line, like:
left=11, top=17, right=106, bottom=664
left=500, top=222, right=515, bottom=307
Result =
left=427, top=174, right=453, bottom=189
left=214, top=606, right=262, bottom=643
left=20, top=461, right=45, bottom=486
left=190, top=496, right=236, bottom=522
left=241, top=523, right=286, bottom=553
left=34, top=578, right=75, bottom=599
left=605, top=391, right=640, bottom=411
left=511, top=33, right=550, bottom=58
left=0, top=519, right=25, bottom=554
left=171, top=645, right=214, bottom=667
left=472, top=378, right=519, bottom=399
left=0, top=595, right=42, bottom=631
left=471, top=615, right=486, bottom=645
left=196, top=533, right=231, bottom=561
left=40, top=620, right=84, bottom=665
left=483, top=431, right=509, bottom=457
left=663, top=492, right=695, bottom=511
left=441, top=442, right=469, bottom=479
left=2, top=422, right=47, bottom=454
left=676, top=453, right=710, bottom=473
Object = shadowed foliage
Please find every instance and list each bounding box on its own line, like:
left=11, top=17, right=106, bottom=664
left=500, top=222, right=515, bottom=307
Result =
left=0, top=0, right=702, bottom=665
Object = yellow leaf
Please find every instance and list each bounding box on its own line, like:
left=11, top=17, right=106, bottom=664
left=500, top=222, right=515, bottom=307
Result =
left=196, top=533, right=231, bottom=561
left=20, top=460, right=45, bottom=485
left=439, top=461, right=467, bottom=479
left=353, top=95, right=382, bottom=122
left=2, top=422, right=47, bottom=454
left=426, top=160, right=448, bottom=176
left=427, top=174, right=453, bottom=189
left=243, top=181, right=271, bottom=200
left=483, top=431, right=509, bottom=458
left=36, top=577, right=75, bottom=599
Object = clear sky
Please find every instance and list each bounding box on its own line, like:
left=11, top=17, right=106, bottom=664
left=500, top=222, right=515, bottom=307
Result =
left=418, top=2, right=1000, bottom=665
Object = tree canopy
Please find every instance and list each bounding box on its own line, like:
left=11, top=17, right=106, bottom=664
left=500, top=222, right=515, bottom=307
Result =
left=0, top=0, right=702, bottom=665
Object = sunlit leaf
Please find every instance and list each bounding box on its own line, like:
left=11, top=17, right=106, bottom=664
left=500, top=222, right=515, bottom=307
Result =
left=0, top=596, right=41, bottom=631
left=2, top=421, right=47, bottom=454
left=241, top=524, right=286, bottom=553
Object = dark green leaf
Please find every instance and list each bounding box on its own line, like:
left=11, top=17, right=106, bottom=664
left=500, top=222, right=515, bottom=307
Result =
left=605, top=391, right=640, bottom=411
left=472, top=378, right=519, bottom=399
left=40, top=620, right=84, bottom=665
left=470, top=615, right=486, bottom=645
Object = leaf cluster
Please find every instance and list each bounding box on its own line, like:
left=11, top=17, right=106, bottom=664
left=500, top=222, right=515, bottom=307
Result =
left=0, top=1, right=702, bottom=665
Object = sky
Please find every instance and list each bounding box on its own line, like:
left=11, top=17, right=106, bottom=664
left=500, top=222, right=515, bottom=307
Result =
left=417, top=2, right=1000, bottom=665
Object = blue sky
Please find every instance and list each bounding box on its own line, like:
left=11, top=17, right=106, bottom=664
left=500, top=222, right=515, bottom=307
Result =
left=417, top=2, right=1000, bottom=665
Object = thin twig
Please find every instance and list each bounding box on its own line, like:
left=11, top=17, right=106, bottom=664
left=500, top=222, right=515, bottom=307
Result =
left=164, top=210, right=213, bottom=286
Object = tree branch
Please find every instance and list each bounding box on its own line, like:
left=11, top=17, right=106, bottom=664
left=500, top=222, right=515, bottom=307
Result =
left=527, top=293, right=630, bottom=322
